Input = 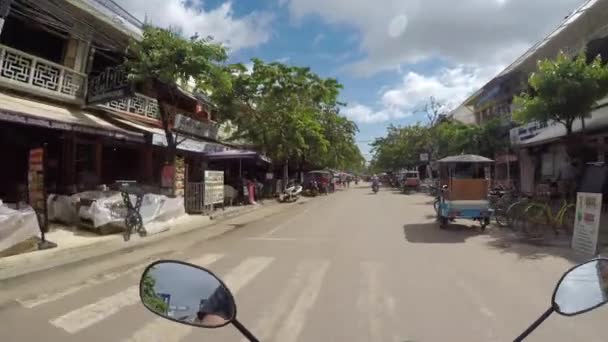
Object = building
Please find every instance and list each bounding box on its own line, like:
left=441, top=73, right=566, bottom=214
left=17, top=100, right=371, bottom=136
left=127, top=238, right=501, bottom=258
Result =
left=0, top=0, right=230, bottom=205
left=455, top=0, right=608, bottom=194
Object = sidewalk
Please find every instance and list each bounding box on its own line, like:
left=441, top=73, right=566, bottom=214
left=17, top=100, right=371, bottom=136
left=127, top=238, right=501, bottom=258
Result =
left=0, top=198, right=304, bottom=282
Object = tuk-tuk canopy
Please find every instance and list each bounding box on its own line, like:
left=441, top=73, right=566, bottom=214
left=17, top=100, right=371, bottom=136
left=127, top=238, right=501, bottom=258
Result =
left=437, top=154, right=494, bottom=164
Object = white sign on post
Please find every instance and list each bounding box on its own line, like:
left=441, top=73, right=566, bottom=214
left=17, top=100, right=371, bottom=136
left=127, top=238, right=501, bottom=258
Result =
left=571, top=192, right=603, bottom=256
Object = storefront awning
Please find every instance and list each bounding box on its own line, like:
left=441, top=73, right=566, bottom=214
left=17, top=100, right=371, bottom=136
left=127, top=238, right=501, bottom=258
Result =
left=0, top=92, right=144, bottom=142
left=113, top=117, right=230, bottom=153
left=203, top=150, right=272, bottom=164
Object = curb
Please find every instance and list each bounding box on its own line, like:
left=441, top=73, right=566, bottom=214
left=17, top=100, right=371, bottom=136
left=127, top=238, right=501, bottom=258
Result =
left=0, top=198, right=310, bottom=283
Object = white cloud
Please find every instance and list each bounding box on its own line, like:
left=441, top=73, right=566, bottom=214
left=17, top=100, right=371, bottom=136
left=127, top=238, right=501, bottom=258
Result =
left=115, top=0, right=273, bottom=51
left=343, top=103, right=391, bottom=123
left=282, top=0, right=582, bottom=75
left=344, top=64, right=501, bottom=124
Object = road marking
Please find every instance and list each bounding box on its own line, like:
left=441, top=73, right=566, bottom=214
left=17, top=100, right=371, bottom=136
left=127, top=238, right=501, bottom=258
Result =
left=274, top=260, right=330, bottom=342
left=50, top=285, right=140, bottom=334
left=18, top=260, right=157, bottom=309
left=245, top=260, right=325, bottom=341
left=123, top=256, right=273, bottom=342
left=48, top=254, right=224, bottom=334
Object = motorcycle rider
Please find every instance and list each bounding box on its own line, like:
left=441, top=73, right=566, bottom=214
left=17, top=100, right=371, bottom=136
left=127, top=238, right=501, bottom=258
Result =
left=371, top=174, right=380, bottom=191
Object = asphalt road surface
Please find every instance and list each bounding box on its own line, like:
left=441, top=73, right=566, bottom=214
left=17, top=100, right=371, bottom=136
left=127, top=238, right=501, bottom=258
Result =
left=1, top=184, right=607, bottom=341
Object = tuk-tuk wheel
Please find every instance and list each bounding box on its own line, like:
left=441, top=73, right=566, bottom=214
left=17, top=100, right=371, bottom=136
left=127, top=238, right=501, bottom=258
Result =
left=439, top=217, right=448, bottom=229
left=480, top=217, right=490, bottom=231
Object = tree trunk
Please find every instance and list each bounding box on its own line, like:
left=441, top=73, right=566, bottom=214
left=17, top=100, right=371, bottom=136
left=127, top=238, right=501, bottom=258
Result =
left=282, top=161, right=289, bottom=191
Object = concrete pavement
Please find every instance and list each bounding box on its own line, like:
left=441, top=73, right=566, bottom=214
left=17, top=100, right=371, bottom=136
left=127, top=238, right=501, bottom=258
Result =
left=1, top=185, right=606, bottom=341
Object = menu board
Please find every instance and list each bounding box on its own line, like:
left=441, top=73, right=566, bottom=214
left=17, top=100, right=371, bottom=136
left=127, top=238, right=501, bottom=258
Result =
left=28, top=147, right=47, bottom=233
left=204, top=170, right=224, bottom=205
left=571, top=192, right=602, bottom=256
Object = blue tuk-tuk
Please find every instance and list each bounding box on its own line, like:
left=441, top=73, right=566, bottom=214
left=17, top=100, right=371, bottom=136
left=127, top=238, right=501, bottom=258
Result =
left=436, top=154, right=494, bottom=230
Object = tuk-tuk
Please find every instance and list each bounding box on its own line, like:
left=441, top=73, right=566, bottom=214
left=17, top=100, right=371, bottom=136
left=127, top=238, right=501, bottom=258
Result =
left=436, top=154, right=493, bottom=230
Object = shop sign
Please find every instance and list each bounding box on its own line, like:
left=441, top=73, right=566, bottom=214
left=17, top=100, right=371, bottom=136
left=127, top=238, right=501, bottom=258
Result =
left=87, top=66, right=134, bottom=105
left=572, top=192, right=602, bottom=256
left=509, top=121, right=555, bottom=145
left=174, top=114, right=219, bottom=140
left=28, top=147, right=48, bottom=233
left=204, top=170, right=224, bottom=205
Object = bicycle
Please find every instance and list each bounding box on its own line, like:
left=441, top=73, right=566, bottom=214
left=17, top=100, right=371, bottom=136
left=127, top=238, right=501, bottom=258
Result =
left=504, top=196, right=531, bottom=231
left=522, top=198, right=575, bottom=239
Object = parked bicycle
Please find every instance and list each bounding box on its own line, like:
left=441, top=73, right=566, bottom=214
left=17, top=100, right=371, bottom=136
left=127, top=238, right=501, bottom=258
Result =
left=522, top=198, right=575, bottom=238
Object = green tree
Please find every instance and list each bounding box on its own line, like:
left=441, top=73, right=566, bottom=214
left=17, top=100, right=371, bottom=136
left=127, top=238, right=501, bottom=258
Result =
left=513, top=52, right=608, bottom=136
left=141, top=268, right=169, bottom=314
left=217, top=59, right=362, bottom=183
left=124, top=26, right=230, bottom=164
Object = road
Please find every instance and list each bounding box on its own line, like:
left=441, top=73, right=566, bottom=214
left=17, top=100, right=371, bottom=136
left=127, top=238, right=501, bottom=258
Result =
left=1, top=184, right=607, bottom=341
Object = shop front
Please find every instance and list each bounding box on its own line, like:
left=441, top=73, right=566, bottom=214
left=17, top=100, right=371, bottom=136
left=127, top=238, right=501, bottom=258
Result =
left=0, top=91, right=145, bottom=200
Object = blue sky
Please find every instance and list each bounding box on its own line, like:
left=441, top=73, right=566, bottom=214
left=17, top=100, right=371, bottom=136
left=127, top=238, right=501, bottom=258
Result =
left=118, top=0, right=585, bottom=159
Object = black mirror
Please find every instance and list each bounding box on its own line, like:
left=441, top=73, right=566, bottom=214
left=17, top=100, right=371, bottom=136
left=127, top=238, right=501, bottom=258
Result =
left=552, top=258, right=608, bottom=316
left=139, top=260, right=237, bottom=328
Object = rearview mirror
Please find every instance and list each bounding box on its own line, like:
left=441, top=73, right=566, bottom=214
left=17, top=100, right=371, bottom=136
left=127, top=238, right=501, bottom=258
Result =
left=139, top=260, right=236, bottom=328
left=552, top=258, right=608, bottom=316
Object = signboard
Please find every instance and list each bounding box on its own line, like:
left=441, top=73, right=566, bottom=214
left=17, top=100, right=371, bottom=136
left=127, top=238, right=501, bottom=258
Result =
left=572, top=192, right=602, bottom=256
left=28, top=147, right=48, bottom=234
left=420, top=153, right=429, bottom=162
left=174, top=114, right=219, bottom=140
left=87, top=66, right=134, bottom=105
left=509, top=121, right=554, bottom=146
left=161, top=165, right=175, bottom=188
left=204, top=170, right=224, bottom=205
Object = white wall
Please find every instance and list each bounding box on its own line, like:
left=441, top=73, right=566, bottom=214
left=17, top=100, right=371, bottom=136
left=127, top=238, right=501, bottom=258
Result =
left=450, top=105, right=476, bottom=125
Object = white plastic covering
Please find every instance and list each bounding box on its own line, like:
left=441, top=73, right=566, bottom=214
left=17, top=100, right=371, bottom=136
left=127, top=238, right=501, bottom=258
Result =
left=47, top=194, right=79, bottom=224
left=79, top=193, right=185, bottom=229
left=0, top=200, right=40, bottom=252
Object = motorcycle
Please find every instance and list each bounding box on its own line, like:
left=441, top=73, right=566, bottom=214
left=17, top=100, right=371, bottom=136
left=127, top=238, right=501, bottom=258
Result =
left=138, top=258, right=608, bottom=341
left=278, top=181, right=303, bottom=203
left=372, top=181, right=380, bottom=194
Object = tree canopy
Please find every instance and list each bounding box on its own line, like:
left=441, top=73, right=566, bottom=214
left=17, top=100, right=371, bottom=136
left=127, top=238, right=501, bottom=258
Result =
left=123, top=26, right=363, bottom=174
left=369, top=117, right=508, bottom=172
left=513, top=52, right=608, bottom=135
left=124, top=25, right=231, bottom=161
left=217, top=58, right=364, bottom=172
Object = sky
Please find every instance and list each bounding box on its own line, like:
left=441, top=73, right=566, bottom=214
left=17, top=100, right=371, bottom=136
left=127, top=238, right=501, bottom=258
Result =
left=115, top=0, right=586, bottom=159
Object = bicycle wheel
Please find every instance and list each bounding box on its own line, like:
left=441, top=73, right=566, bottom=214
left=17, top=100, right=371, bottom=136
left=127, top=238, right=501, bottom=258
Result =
left=558, top=204, right=576, bottom=235
left=495, top=205, right=509, bottom=227
left=506, top=200, right=526, bottom=230
left=522, top=204, right=549, bottom=239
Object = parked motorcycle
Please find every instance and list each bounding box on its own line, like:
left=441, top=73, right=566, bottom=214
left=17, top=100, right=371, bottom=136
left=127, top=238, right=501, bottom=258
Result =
left=278, top=181, right=303, bottom=203
left=139, top=258, right=608, bottom=341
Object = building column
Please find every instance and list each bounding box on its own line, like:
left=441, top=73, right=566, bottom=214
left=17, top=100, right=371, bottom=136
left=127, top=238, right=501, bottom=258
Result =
left=95, top=141, right=103, bottom=184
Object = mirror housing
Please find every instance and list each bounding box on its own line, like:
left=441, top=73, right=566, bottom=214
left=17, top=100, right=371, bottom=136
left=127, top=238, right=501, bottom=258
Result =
left=552, top=258, right=608, bottom=316
left=139, top=260, right=237, bottom=328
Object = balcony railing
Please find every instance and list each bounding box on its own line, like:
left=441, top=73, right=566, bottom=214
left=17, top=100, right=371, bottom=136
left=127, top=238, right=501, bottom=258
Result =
left=0, top=44, right=86, bottom=103
left=97, top=92, right=160, bottom=120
